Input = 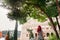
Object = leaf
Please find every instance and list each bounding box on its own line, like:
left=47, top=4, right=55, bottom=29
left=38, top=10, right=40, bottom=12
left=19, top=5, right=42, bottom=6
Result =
left=48, top=21, right=58, bottom=26
left=46, top=5, right=58, bottom=17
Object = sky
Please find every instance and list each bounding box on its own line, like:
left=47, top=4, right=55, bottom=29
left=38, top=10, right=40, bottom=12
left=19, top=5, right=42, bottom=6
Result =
left=0, top=6, right=22, bottom=31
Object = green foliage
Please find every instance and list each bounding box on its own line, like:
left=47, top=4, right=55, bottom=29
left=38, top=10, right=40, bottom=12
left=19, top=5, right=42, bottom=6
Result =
left=26, top=0, right=46, bottom=7
left=4, top=0, right=22, bottom=7
left=7, top=8, right=27, bottom=24
left=22, top=4, right=47, bottom=22
left=48, top=34, right=57, bottom=40
left=8, top=9, right=21, bottom=20
left=25, top=0, right=59, bottom=22
left=3, top=0, right=60, bottom=39
left=46, top=4, right=58, bottom=17
left=19, top=17, right=27, bottom=24
left=4, top=0, right=59, bottom=24
left=29, top=31, right=34, bottom=39
left=25, top=0, right=46, bottom=11
left=48, top=21, right=58, bottom=26
left=4, top=0, right=28, bottom=24
left=26, top=0, right=59, bottom=18
left=10, top=36, right=14, bottom=40
left=27, top=29, right=34, bottom=39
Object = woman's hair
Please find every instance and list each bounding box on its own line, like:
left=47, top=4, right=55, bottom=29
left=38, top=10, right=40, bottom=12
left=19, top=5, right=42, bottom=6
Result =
left=37, top=25, right=42, bottom=33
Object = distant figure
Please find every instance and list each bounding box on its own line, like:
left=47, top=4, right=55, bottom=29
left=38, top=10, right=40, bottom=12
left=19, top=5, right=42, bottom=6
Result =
left=29, top=31, right=34, bottom=40
left=37, top=25, right=44, bottom=40
left=27, top=29, right=34, bottom=40
left=0, top=32, right=2, bottom=38
left=5, top=35, right=9, bottom=40
left=0, top=32, right=5, bottom=40
left=5, top=31, right=10, bottom=40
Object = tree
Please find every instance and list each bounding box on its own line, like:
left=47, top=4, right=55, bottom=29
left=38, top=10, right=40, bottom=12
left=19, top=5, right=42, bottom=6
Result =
left=3, top=0, right=30, bottom=40
left=55, top=0, right=60, bottom=30
left=23, top=0, right=60, bottom=38
left=56, top=0, right=60, bottom=18
left=3, top=0, right=60, bottom=39
left=46, top=0, right=60, bottom=31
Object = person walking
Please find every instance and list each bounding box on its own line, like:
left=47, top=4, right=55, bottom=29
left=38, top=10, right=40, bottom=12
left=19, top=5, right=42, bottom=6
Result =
left=5, top=31, right=10, bottom=40
left=0, top=32, right=5, bottom=40
left=29, top=30, right=34, bottom=40
left=37, top=25, right=44, bottom=40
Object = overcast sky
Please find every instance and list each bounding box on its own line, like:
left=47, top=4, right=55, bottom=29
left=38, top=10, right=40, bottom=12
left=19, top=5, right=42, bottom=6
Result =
left=0, top=6, right=22, bottom=31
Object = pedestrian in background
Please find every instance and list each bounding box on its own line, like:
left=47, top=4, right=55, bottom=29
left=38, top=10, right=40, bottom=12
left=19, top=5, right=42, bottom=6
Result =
left=5, top=31, right=10, bottom=40
left=37, top=25, right=44, bottom=40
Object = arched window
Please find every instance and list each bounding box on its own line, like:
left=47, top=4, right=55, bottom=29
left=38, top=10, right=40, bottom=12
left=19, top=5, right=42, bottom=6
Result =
left=26, top=34, right=29, bottom=37
left=35, top=33, right=37, bottom=37
left=47, top=33, right=49, bottom=37
left=51, top=33, right=53, bottom=36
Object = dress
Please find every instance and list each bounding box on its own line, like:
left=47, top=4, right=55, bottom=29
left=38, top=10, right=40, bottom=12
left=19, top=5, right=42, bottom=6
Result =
left=38, top=31, right=44, bottom=40
left=37, top=25, right=44, bottom=40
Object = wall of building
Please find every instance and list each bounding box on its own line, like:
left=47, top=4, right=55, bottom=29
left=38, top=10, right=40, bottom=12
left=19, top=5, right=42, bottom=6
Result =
left=20, top=18, right=60, bottom=40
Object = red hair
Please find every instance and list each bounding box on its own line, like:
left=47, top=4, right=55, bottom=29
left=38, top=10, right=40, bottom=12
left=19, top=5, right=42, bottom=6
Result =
left=37, top=25, right=42, bottom=33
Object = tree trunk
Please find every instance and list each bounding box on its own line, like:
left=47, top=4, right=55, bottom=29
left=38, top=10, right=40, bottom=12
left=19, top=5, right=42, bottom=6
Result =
left=56, top=0, right=60, bottom=18
left=56, top=16, right=60, bottom=30
left=38, top=7, right=60, bottom=38
left=14, top=20, right=18, bottom=40
left=48, top=17, right=59, bottom=38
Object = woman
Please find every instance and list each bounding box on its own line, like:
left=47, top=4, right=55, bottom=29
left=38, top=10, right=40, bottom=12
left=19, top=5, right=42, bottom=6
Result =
left=37, top=25, right=44, bottom=40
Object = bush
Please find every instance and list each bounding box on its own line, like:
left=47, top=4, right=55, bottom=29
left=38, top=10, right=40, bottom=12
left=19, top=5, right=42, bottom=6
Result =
left=48, top=34, right=57, bottom=40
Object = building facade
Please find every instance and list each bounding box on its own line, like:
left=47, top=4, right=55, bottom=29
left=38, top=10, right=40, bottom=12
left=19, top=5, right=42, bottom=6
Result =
left=20, top=18, right=59, bottom=40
